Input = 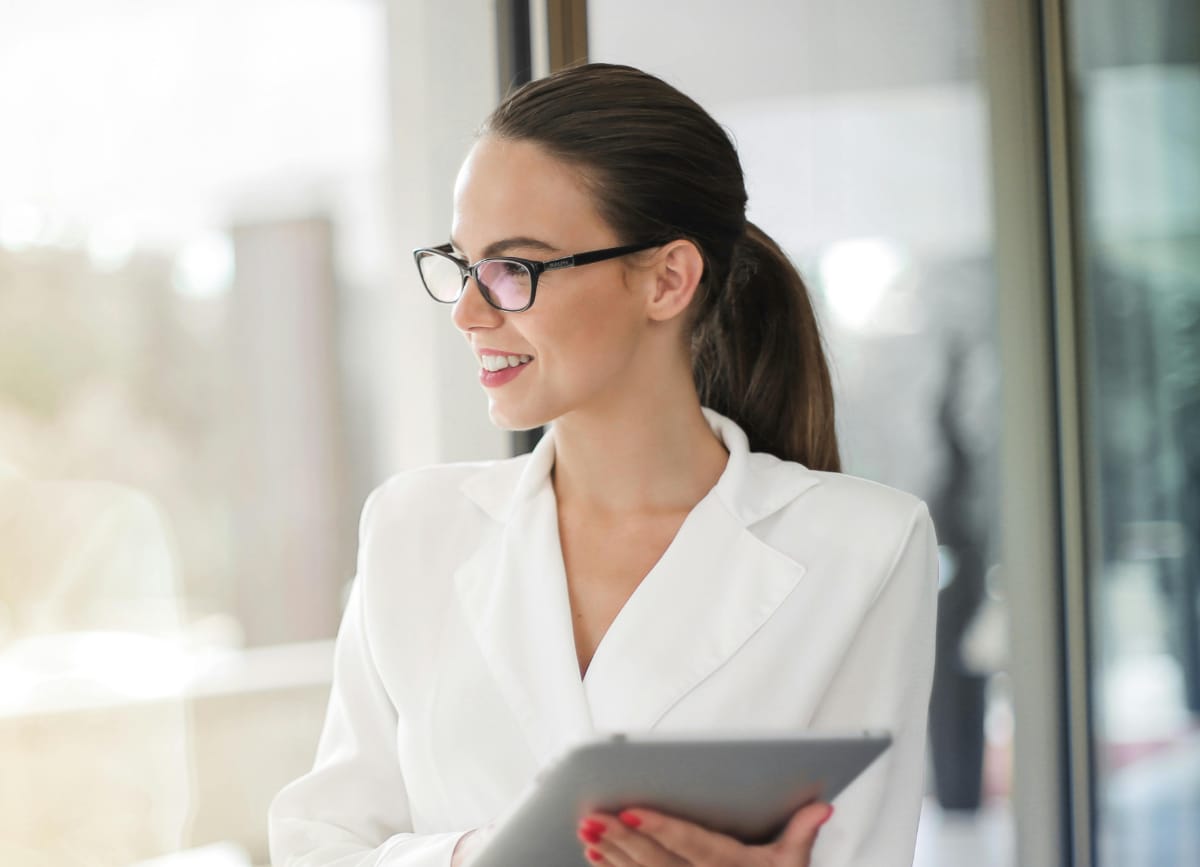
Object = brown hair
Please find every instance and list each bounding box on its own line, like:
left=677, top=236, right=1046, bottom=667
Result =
left=483, top=63, right=840, bottom=471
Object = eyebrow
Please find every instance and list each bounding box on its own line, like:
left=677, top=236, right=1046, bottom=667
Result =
left=449, top=235, right=561, bottom=260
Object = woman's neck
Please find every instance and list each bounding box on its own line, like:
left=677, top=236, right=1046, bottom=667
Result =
left=549, top=393, right=729, bottom=517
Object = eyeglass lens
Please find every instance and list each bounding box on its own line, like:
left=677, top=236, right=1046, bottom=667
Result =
left=475, top=259, right=532, bottom=310
left=417, top=251, right=533, bottom=311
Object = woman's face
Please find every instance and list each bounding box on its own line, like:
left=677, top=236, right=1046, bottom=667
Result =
left=449, top=136, right=657, bottom=431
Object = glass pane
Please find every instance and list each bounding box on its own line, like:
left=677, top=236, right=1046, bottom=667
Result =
left=591, top=2, right=1011, bottom=865
left=0, top=2, right=392, bottom=863
left=1067, top=1, right=1200, bottom=864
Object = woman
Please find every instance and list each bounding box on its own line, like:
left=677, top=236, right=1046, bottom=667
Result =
left=269, top=63, right=937, bottom=867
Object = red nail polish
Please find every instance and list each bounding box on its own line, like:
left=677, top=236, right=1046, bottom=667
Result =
left=586, top=847, right=603, bottom=863
left=817, top=805, right=835, bottom=827
left=579, top=819, right=605, bottom=834
left=579, top=827, right=603, bottom=844
left=618, top=810, right=642, bottom=828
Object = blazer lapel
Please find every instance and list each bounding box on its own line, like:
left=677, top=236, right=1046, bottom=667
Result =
left=581, top=491, right=808, bottom=732
left=453, top=408, right=823, bottom=753
left=584, top=409, right=822, bottom=732
left=453, top=435, right=594, bottom=767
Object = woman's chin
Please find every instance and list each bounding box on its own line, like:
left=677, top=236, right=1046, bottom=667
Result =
left=486, top=401, right=550, bottom=433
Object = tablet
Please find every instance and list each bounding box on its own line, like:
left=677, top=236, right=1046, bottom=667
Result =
left=470, top=731, right=891, bottom=867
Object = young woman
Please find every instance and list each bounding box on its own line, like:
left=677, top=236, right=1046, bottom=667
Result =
left=269, top=64, right=937, bottom=867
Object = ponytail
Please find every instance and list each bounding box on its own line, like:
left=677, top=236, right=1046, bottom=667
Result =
left=692, top=221, right=841, bottom=472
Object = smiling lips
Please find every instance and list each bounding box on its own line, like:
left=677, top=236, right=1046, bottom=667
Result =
left=477, top=351, right=534, bottom=387
left=480, top=353, right=533, bottom=372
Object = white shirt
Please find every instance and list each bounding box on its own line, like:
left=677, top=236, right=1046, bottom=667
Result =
left=269, top=408, right=938, bottom=866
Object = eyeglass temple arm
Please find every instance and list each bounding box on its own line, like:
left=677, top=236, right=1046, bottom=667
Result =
left=545, top=241, right=663, bottom=271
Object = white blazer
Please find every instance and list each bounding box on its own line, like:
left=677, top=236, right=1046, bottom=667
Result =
left=269, top=409, right=938, bottom=867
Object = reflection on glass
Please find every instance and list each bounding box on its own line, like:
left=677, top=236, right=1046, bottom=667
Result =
left=0, top=2, right=388, bottom=864
left=1068, top=1, right=1200, bottom=863
left=0, top=474, right=191, bottom=863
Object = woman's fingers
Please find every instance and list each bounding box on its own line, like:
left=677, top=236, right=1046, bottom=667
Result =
left=766, top=802, right=834, bottom=862
left=577, top=802, right=833, bottom=867
left=581, top=808, right=744, bottom=866
left=578, top=812, right=690, bottom=866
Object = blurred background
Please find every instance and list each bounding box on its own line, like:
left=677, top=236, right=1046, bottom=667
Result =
left=0, top=1, right=1196, bottom=865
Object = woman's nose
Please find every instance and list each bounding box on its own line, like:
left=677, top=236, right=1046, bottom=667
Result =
left=451, top=276, right=504, bottom=333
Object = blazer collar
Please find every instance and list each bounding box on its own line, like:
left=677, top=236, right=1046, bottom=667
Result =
left=453, top=409, right=823, bottom=765
left=458, top=408, right=822, bottom=528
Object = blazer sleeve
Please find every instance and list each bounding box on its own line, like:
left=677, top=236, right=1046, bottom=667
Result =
left=267, top=498, right=468, bottom=866
left=809, top=501, right=939, bottom=867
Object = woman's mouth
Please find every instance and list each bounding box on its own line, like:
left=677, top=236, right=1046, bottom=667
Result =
left=478, top=352, right=534, bottom=387
left=480, top=353, right=533, bottom=372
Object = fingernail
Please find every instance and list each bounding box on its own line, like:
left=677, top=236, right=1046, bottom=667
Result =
left=579, top=819, right=605, bottom=834
left=818, top=805, right=835, bottom=827
left=618, top=810, right=642, bottom=828
left=586, top=847, right=603, bottom=863
left=579, top=827, right=603, bottom=844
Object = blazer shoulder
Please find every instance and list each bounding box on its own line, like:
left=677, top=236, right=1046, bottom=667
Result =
left=745, top=448, right=925, bottom=530
left=800, top=468, right=926, bottom=526
left=809, top=470, right=933, bottom=560
left=359, top=455, right=526, bottom=533
left=754, top=462, right=934, bottom=593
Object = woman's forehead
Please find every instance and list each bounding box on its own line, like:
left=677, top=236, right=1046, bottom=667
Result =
left=451, top=137, right=611, bottom=255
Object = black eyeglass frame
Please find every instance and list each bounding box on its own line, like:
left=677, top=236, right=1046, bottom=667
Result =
left=412, top=240, right=664, bottom=312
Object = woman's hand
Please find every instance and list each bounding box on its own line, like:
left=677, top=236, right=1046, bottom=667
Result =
left=574, top=802, right=834, bottom=866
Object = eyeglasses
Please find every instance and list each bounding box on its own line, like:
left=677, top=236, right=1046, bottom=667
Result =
left=412, top=241, right=663, bottom=312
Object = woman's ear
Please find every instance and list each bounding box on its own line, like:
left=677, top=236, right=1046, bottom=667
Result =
left=645, top=239, right=705, bottom=322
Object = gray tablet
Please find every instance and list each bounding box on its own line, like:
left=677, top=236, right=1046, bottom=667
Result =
left=470, top=731, right=891, bottom=867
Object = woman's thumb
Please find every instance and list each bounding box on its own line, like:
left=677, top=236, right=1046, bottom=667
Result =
left=776, top=802, right=834, bottom=857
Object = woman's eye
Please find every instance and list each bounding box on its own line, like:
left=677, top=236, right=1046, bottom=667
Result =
left=487, top=260, right=529, bottom=280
